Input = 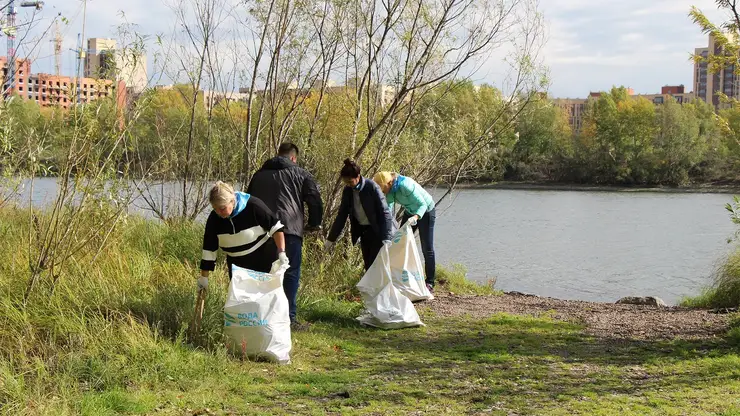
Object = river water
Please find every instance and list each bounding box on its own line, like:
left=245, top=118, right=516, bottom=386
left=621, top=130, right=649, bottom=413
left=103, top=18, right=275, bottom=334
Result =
left=16, top=178, right=737, bottom=304
left=433, top=188, right=734, bottom=304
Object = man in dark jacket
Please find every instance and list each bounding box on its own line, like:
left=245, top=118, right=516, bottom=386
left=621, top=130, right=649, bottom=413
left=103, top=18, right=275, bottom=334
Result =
left=248, top=143, right=323, bottom=327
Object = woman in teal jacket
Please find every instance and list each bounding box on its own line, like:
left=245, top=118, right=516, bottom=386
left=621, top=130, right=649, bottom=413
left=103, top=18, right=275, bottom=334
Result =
left=373, top=171, right=436, bottom=292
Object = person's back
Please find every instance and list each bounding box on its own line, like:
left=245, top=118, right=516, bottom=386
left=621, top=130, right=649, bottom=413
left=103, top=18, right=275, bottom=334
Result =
left=247, top=143, right=322, bottom=328
left=248, top=155, right=321, bottom=237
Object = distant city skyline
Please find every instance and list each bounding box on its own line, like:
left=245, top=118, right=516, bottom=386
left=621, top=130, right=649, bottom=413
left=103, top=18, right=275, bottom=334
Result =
left=7, top=0, right=729, bottom=97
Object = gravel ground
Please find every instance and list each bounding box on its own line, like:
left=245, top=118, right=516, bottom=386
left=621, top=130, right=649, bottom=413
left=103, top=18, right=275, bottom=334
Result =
left=424, top=291, right=733, bottom=341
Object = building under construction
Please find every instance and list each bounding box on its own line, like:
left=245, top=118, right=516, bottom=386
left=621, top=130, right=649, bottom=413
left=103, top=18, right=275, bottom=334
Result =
left=0, top=57, right=127, bottom=109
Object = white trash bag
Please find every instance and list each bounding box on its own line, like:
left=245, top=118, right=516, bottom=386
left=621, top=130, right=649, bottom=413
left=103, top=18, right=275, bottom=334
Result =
left=387, top=223, right=434, bottom=302
left=223, top=261, right=292, bottom=364
left=356, top=243, right=424, bottom=329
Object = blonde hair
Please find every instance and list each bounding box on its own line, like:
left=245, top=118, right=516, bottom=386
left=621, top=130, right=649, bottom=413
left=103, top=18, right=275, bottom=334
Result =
left=372, top=171, right=395, bottom=187
left=209, top=181, right=235, bottom=206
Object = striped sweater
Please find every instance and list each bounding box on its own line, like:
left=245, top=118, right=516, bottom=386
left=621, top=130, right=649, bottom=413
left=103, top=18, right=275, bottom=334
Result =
left=200, top=192, right=283, bottom=274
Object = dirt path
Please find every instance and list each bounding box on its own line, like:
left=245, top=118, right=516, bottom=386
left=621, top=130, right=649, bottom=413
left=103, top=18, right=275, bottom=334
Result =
left=424, top=292, right=732, bottom=341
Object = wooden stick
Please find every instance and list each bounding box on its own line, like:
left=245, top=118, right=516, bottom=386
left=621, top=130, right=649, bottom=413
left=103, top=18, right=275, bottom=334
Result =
left=191, top=287, right=206, bottom=340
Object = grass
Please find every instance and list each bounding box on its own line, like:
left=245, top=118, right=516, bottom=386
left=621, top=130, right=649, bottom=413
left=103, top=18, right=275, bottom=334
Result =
left=436, top=263, right=500, bottom=296
left=1, top=207, right=740, bottom=415
left=681, top=248, right=740, bottom=309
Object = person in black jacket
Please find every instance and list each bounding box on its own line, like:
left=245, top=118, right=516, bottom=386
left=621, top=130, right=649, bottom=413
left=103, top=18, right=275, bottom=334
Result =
left=248, top=143, right=323, bottom=326
left=198, top=181, right=288, bottom=291
left=326, top=159, right=396, bottom=271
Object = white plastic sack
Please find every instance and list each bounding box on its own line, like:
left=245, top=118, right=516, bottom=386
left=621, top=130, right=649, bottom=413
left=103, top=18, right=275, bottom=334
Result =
left=223, top=261, right=291, bottom=364
left=387, top=223, right=434, bottom=302
left=356, top=243, right=424, bottom=329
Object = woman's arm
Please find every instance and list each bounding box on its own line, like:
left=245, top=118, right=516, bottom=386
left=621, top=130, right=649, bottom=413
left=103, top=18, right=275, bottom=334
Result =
left=200, top=213, right=219, bottom=274
left=273, top=231, right=286, bottom=252
left=327, top=188, right=351, bottom=242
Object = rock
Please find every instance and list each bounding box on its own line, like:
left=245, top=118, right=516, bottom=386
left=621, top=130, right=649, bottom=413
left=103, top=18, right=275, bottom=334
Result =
left=506, top=291, right=539, bottom=297
left=710, top=307, right=738, bottom=314
left=615, top=296, right=668, bottom=307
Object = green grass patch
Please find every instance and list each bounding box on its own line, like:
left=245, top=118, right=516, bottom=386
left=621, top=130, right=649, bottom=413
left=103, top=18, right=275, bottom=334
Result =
left=2, top=208, right=740, bottom=415
left=436, top=263, right=501, bottom=295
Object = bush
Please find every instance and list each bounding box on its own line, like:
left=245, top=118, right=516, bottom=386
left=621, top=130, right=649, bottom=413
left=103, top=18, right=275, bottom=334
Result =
left=727, top=314, right=740, bottom=346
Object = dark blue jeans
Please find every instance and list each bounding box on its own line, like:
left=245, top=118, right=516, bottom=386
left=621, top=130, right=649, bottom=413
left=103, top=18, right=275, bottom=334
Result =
left=403, top=208, right=436, bottom=286
left=283, top=234, right=303, bottom=323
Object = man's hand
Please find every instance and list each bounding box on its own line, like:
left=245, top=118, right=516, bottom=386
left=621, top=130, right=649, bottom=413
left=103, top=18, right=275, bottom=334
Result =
left=197, top=275, right=208, bottom=291
left=278, top=251, right=290, bottom=266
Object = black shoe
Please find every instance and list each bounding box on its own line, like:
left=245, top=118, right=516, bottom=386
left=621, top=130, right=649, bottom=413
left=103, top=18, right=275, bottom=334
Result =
left=426, top=283, right=434, bottom=294
left=290, top=320, right=311, bottom=331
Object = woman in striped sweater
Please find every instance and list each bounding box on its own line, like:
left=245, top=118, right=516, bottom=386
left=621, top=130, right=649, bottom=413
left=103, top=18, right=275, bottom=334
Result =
left=197, top=181, right=288, bottom=291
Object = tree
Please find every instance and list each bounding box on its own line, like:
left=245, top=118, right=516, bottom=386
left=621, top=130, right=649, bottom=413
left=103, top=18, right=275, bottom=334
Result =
left=507, top=93, right=572, bottom=181
left=653, top=97, right=705, bottom=184
left=580, top=87, right=656, bottom=184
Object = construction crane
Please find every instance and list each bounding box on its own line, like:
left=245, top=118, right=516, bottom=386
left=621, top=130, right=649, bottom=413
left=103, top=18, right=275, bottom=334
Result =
left=3, top=0, right=44, bottom=97
left=75, top=0, right=86, bottom=104
left=52, top=18, right=61, bottom=76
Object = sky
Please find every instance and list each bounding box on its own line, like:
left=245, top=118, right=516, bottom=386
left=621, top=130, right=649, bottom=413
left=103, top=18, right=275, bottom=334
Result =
left=7, top=0, right=729, bottom=98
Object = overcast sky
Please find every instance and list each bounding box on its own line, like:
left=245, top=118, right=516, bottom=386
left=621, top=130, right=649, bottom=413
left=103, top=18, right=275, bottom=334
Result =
left=12, top=0, right=728, bottom=98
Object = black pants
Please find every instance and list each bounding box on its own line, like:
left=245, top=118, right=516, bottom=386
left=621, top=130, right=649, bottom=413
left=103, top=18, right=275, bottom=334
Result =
left=283, top=234, right=303, bottom=323
left=403, top=208, right=436, bottom=286
left=359, top=226, right=383, bottom=271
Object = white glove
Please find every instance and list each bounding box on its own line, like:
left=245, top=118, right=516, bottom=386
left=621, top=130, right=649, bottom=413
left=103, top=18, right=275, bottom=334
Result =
left=278, top=251, right=289, bottom=266
left=407, top=216, right=418, bottom=226
left=197, top=276, right=208, bottom=291
left=382, top=240, right=392, bottom=246
left=324, top=240, right=335, bottom=252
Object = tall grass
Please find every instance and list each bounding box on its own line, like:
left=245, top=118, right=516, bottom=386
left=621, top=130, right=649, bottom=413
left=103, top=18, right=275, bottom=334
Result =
left=681, top=249, right=740, bottom=308
left=0, top=208, right=229, bottom=413
left=0, top=206, right=499, bottom=413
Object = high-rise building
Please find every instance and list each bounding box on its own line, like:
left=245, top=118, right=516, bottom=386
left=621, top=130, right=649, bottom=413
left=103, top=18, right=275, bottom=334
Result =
left=85, top=38, right=147, bottom=94
left=693, top=36, right=739, bottom=108
left=694, top=47, right=709, bottom=103
left=84, top=38, right=117, bottom=79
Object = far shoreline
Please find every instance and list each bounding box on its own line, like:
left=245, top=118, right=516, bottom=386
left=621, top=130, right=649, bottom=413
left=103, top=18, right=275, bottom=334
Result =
left=449, top=181, right=740, bottom=195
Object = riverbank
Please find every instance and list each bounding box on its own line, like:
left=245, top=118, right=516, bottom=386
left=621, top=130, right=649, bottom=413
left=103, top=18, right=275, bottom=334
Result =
left=453, top=181, right=740, bottom=194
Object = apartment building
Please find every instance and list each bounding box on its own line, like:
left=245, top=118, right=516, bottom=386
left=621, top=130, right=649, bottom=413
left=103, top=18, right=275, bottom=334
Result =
left=553, top=98, right=588, bottom=133
left=0, top=57, right=31, bottom=96
left=27, top=73, right=127, bottom=109
left=85, top=38, right=148, bottom=94
left=1, top=57, right=126, bottom=108
left=693, top=35, right=739, bottom=108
